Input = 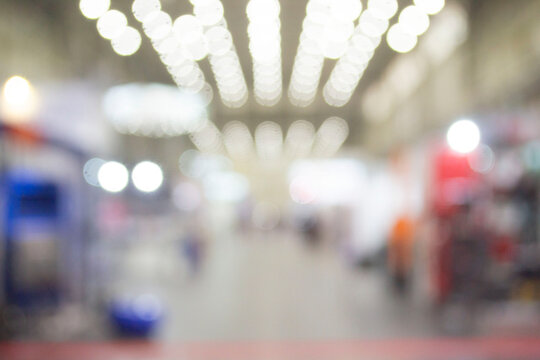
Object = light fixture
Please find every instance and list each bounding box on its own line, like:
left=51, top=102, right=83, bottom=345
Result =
left=111, top=26, right=142, bottom=56
left=385, top=0, right=446, bottom=55
left=189, top=121, right=224, bottom=153
left=132, top=0, right=161, bottom=22
left=247, top=0, right=282, bottom=106
left=142, top=10, right=172, bottom=41
left=223, top=121, right=254, bottom=161
left=414, top=0, right=445, bottom=15
left=193, top=0, right=224, bottom=27
left=97, top=10, right=128, bottom=40
left=79, top=0, right=110, bottom=19
left=312, top=116, right=349, bottom=156
left=132, top=161, right=164, bottom=193
left=446, top=119, right=481, bottom=154
left=103, top=83, right=208, bottom=137
left=1, top=75, right=38, bottom=123
left=322, top=0, right=395, bottom=107
left=98, top=161, right=129, bottom=193
left=386, top=23, right=418, bottom=53
left=362, top=3, right=467, bottom=123
left=284, top=120, right=316, bottom=158
left=289, top=0, right=363, bottom=107
left=255, top=121, right=283, bottom=160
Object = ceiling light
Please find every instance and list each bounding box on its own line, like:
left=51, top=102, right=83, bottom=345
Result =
left=111, top=26, right=142, bottom=56
left=399, top=5, right=430, bottom=36
left=368, top=0, right=398, bottom=20
left=79, top=0, right=110, bottom=20
left=386, top=23, right=418, bottom=53
left=414, top=0, right=445, bottom=15
left=193, top=0, right=224, bottom=26
left=97, top=10, right=128, bottom=40
left=143, top=10, right=172, bottom=40
left=446, top=119, right=480, bottom=154
left=1, top=75, right=38, bottom=123
left=98, top=161, right=129, bottom=193
left=132, top=161, right=164, bottom=193
left=132, top=0, right=161, bottom=22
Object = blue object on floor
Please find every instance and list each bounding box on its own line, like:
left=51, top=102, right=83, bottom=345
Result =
left=109, top=294, right=163, bottom=338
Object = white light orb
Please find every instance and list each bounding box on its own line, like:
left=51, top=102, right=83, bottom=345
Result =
left=143, top=10, right=172, bottom=40
left=181, top=35, right=209, bottom=60
left=194, top=0, right=225, bottom=26
left=153, top=35, right=179, bottom=55
left=399, top=5, right=430, bottom=36
left=111, top=27, right=142, bottom=56
left=98, top=161, right=129, bottom=193
left=205, top=26, right=233, bottom=56
left=446, top=119, right=481, bottom=154
left=83, top=158, right=107, bottom=187
left=1, top=75, right=38, bottom=123
left=132, top=161, right=164, bottom=193
left=414, top=0, right=445, bottom=15
left=248, top=20, right=280, bottom=39
left=323, top=18, right=354, bottom=42
left=468, top=144, right=495, bottom=173
left=249, top=40, right=280, bottom=61
left=173, top=15, right=204, bottom=43
left=132, top=0, right=161, bottom=22
left=330, top=0, right=362, bottom=22
left=386, top=24, right=418, bottom=53
left=321, top=40, right=348, bottom=59
left=359, top=10, right=389, bottom=37
left=79, top=0, right=110, bottom=19
left=199, top=82, right=214, bottom=106
left=97, top=10, right=128, bottom=40
left=247, top=0, right=280, bottom=23
left=368, top=0, right=398, bottom=20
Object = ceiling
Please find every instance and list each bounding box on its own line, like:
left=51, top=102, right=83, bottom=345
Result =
left=1, top=0, right=477, bottom=162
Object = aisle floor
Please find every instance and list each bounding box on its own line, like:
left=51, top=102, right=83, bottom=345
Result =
left=137, top=231, right=433, bottom=341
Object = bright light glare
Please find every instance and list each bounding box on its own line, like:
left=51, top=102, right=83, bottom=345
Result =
left=97, top=10, right=128, bottom=40
left=98, top=161, right=129, bottom=193
left=143, top=10, right=172, bottom=40
left=247, top=0, right=282, bottom=106
left=194, top=0, right=224, bottom=26
left=132, top=161, right=164, bottom=193
left=330, top=0, right=363, bottom=22
left=111, top=27, right=142, bottom=56
left=414, top=0, right=445, bottom=15
left=1, top=75, right=38, bottom=123
left=399, top=5, right=430, bottom=36
left=387, top=24, right=418, bottom=53
left=368, top=0, right=398, bottom=20
left=246, top=0, right=280, bottom=22
left=132, top=0, right=161, bottom=22
left=446, top=119, right=481, bottom=154
left=79, top=0, right=110, bottom=19
left=2, top=76, right=32, bottom=105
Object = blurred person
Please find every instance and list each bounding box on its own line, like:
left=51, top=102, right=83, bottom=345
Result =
left=388, top=214, right=415, bottom=294
left=300, top=213, right=321, bottom=247
left=180, top=221, right=206, bottom=277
